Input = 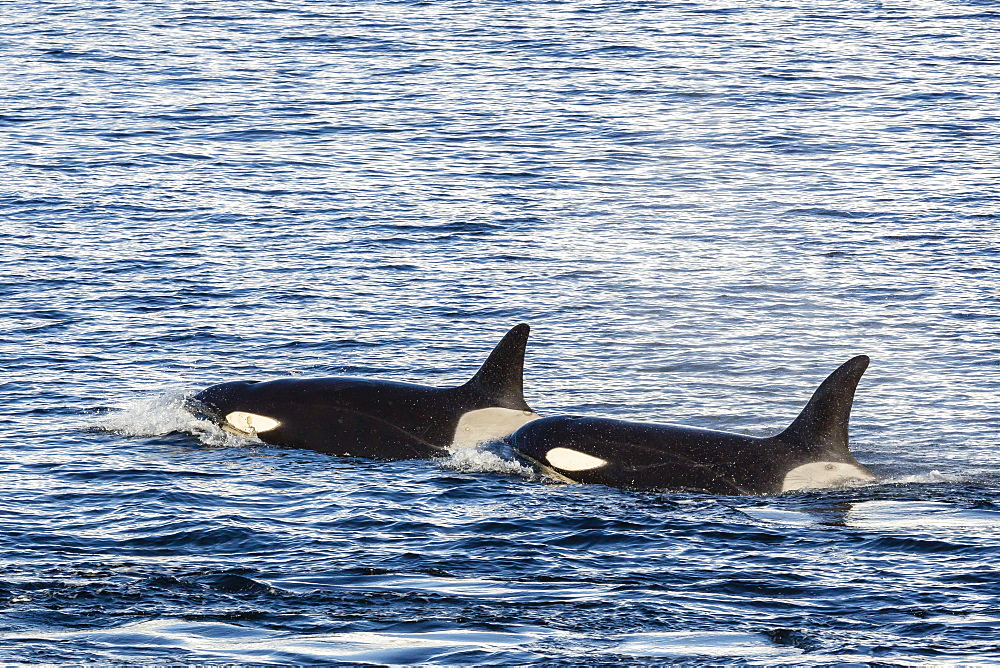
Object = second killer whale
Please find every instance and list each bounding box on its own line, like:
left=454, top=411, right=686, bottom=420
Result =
left=508, top=355, right=877, bottom=495
left=188, top=324, right=540, bottom=460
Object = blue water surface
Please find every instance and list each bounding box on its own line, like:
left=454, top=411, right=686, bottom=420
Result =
left=3, top=0, right=1000, bottom=663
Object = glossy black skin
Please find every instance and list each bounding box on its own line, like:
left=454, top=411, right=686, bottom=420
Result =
left=193, top=378, right=504, bottom=460
left=188, top=324, right=533, bottom=460
left=509, top=416, right=858, bottom=495
left=509, top=355, right=872, bottom=495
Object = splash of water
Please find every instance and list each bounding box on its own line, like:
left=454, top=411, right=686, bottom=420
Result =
left=881, top=470, right=964, bottom=485
left=90, top=389, right=249, bottom=448
left=93, top=391, right=539, bottom=480
left=441, top=443, right=537, bottom=479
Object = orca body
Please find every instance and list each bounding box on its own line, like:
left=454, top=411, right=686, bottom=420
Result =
left=188, top=325, right=539, bottom=460
left=509, top=355, right=876, bottom=495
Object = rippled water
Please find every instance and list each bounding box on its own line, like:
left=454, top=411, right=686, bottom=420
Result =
left=3, top=0, right=999, bottom=663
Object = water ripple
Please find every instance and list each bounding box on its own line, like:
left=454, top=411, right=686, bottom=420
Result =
left=2, top=0, right=999, bottom=663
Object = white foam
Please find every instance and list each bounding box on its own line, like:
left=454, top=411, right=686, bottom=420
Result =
left=90, top=389, right=250, bottom=448
left=881, top=470, right=964, bottom=485
left=440, top=445, right=536, bottom=479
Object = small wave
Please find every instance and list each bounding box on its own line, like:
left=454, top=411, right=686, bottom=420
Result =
left=89, top=389, right=246, bottom=448
left=880, top=470, right=965, bottom=485
left=440, top=444, right=536, bottom=479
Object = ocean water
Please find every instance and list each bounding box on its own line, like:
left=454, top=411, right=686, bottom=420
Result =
left=3, top=0, right=999, bottom=663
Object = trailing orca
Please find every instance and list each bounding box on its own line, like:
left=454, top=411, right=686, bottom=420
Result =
left=188, top=324, right=540, bottom=460
left=508, top=355, right=876, bottom=495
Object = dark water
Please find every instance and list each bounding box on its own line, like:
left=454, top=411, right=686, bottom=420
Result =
left=3, top=0, right=1000, bottom=663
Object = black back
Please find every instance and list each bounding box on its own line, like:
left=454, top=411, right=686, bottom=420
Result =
left=509, top=355, right=872, bottom=494
left=189, top=324, right=533, bottom=459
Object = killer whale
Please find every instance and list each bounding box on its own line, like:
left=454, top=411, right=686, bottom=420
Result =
left=508, top=355, right=876, bottom=495
left=188, top=324, right=540, bottom=460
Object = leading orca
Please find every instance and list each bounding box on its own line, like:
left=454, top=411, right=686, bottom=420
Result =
left=187, top=324, right=540, bottom=460
left=508, top=355, right=876, bottom=495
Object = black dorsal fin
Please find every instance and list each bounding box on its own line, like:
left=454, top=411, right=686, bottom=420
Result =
left=462, top=324, right=532, bottom=410
left=776, top=355, right=870, bottom=453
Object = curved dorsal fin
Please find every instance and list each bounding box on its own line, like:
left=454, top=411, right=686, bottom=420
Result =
left=462, top=324, right=532, bottom=410
left=777, top=355, right=869, bottom=453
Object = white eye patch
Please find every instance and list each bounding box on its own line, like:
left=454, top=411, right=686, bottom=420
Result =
left=225, top=411, right=281, bottom=435
left=782, top=461, right=876, bottom=492
left=545, top=447, right=607, bottom=472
